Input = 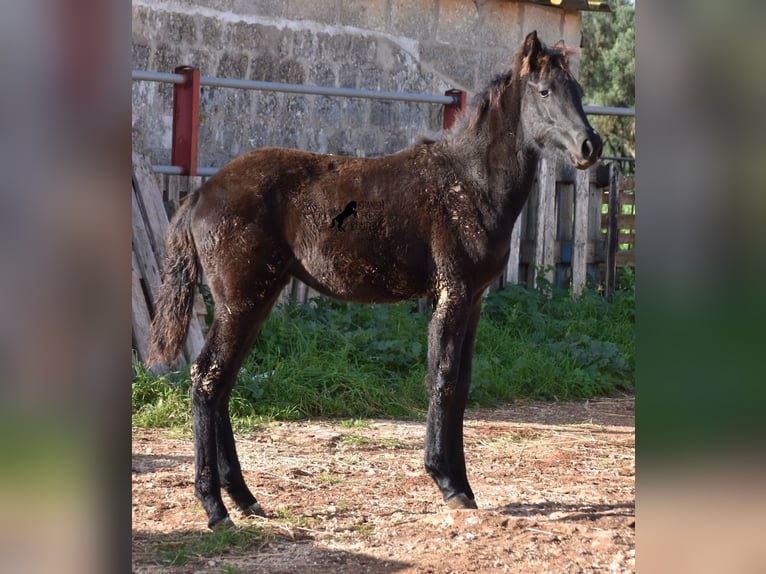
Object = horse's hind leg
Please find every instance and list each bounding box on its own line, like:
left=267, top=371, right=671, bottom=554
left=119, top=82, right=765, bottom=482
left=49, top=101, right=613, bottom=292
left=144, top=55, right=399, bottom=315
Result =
left=215, top=400, right=265, bottom=518
left=191, top=280, right=285, bottom=528
left=190, top=311, right=258, bottom=528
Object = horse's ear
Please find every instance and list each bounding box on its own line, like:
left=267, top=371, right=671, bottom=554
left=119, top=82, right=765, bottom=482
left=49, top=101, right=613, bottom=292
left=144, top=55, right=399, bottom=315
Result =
left=520, top=30, right=542, bottom=76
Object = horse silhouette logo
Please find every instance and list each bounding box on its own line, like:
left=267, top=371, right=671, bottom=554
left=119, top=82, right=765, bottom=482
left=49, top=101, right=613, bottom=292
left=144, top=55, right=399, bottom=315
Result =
left=330, top=201, right=358, bottom=231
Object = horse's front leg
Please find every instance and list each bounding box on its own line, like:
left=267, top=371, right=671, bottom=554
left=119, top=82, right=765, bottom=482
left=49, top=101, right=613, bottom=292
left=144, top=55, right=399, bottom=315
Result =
left=423, top=286, right=478, bottom=509
left=445, top=295, right=483, bottom=504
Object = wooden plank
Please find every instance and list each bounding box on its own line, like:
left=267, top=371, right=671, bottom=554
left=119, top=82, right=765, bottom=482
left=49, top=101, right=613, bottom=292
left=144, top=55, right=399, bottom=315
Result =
left=534, top=157, right=556, bottom=287
left=132, top=154, right=206, bottom=364
left=619, top=175, right=635, bottom=190
left=605, top=163, right=622, bottom=295
left=132, top=250, right=154, bottom=364
left=132, top=152, right=169, bottom=262
left=572, top=167, right=591, bottom=295
left=617, top=251, right=635, bottom=266
left=619, top=231, right=636, bottom=245
left=620, top=191, right=636, bottom=206
left=557, top=182, right=574, bottom=242
left=506, top=215, right=523, bottom=285
left=132, top=187, right=163, bottom=309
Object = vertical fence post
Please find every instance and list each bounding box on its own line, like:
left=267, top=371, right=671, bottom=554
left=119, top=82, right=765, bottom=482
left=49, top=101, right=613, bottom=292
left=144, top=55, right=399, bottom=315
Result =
left=572, top=166, right=591, bottom=296
left=605, top=162, right=621, bottom=296
left=442, top=89, right=466, bottom=131
left=534, top=157, right=557, bottom=289
left=171, top=66, right=200, bottom=176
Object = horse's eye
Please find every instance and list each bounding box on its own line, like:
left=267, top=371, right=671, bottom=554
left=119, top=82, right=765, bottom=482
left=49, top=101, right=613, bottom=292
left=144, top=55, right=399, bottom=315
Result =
left=539, top=89, right=550, bottom=98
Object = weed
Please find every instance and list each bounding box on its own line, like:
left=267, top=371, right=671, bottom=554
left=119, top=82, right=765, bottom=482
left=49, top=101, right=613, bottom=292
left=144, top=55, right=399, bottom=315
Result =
left=337, top=418, right=373, bottom=429
left=273, top=507, right=308, bottom=528
left=154, top=526, right=265, bottom=566
left=338, top=434, right=408, bottom=450
left=316, top=471, right=341, bottom=485
left=353, top=524, right=374, bottom=536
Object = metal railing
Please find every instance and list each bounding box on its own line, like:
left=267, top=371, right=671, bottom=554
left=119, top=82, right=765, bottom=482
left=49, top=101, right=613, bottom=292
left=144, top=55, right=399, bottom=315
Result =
left=132, top=68, right=635, bottom=175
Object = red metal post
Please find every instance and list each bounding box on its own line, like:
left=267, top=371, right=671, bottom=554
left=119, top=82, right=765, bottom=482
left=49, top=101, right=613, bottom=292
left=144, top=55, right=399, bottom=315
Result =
left=171, top=66, right=200, bottom=176
left=442, top=89, right=466, bottom=131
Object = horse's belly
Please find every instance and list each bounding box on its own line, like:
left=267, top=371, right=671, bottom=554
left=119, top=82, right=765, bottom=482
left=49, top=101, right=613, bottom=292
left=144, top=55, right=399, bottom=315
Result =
left=290, top=248, right=427, bottom=304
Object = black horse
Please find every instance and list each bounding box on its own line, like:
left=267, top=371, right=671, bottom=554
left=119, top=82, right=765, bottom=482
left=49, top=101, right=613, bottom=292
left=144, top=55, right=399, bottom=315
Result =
left=150, top=31, right=602, bottom=529
left=330, top=201, right=358, bottom=231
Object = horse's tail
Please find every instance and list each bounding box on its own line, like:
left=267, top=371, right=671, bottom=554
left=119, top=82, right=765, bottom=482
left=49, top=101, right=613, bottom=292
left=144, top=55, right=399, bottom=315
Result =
left=148, top=192, right=201, bottom=367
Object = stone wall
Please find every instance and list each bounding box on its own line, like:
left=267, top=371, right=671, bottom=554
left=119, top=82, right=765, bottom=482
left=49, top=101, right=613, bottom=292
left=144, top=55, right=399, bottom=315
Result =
left=131, top=0, right=581, bottom=168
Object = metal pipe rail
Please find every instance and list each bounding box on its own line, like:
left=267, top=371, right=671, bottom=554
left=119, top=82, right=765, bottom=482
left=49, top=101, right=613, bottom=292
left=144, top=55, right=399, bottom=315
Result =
left=583, top=105, right=635, bottom=117
left=131, top=69, right=635, bottom=114
left=131, top=69, right=456, bottom=105
left=132, top=68, right=634, bottom=175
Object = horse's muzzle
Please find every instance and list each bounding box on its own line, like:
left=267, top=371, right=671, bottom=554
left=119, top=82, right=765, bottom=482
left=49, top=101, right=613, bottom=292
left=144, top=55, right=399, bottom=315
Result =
left=575, top=129, right=603, bottom=169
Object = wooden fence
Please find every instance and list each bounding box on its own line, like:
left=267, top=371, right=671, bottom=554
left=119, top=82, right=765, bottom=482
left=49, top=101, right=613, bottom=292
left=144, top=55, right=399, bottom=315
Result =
left=131, top=153, right=634, bottom=363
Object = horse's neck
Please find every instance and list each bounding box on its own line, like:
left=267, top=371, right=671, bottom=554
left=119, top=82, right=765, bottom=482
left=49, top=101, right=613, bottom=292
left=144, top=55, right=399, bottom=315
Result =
left=450, top=106, right=538, bottom=233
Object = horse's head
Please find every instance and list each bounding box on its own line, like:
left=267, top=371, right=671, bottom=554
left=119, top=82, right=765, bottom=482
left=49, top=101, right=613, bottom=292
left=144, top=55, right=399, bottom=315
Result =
left=515, top=31, right=602, bottom=169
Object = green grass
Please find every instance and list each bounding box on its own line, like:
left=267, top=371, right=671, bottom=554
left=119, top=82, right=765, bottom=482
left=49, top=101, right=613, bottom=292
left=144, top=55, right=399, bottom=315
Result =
left=133, top=277, right=634, bottom=429
left=153, top=526, right=266, bottom=566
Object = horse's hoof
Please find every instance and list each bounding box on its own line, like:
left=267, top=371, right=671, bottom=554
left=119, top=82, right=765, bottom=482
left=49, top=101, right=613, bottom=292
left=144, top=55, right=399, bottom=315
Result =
left=240, top=502, right=267, bottom=518
left=209, top=516, right=235, bottom=530
left=446, top=493, right=478, bottom=510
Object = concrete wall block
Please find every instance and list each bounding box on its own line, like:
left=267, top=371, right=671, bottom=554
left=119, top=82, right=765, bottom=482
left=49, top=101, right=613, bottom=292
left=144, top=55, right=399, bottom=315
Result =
left=285, top=0, right=340, bottom=25
left=390, top=0, right=436, bottom=41
left=230, top=0, right=286, bottom=19
left=477, top=0, right=522, bottom=49
left=132, top=44, right=151, bottom=70
left=249, top=54, right=280, bottom=82
left=562, top=12, right=582, bottom=78
left=357, top=66, right=383, bottom=91
left=277, top=58, right=306, bottom=84
left=478, top=48, right=513, bottom=87
left=292, top=29, right=318, bottom=60
left=200, top=18, right=226, bottom=52
left=369, top=100, right=394, bottom=127
left=183, top=0, right=235, bottom=12
left=436, top=0, right=481, bottom=46
left=520, top=4, right=563, bottom=46
left=340, top=98, right=369, bottom=127
left=420, top=43, right=479, bottom=90
left=337, top=0, right=387, bottom=31
left=307, top=61, right=337, bottom=87
left=217, top=52, right=250, bottom=79
left=164, top=12, right=199, bottom=45
left=337, top=65, right=357, bottom=89
left=152, top=43, right=181, bottom=74
left=349, top=36, right=379, bottom=67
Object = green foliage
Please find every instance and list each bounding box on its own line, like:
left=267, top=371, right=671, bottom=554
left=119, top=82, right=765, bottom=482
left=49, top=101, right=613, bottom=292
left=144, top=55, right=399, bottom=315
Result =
left=133, top=279, right=634, bottom=427
left=579, top=0, right=635, bottom=158
left=237, top=298, right=430, bottom=419
left=132, top=363, right=191, bottom=428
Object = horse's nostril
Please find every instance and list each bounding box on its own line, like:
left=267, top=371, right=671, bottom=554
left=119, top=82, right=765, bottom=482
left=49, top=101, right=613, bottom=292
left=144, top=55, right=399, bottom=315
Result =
left=581, top=138, right=594, bottom=159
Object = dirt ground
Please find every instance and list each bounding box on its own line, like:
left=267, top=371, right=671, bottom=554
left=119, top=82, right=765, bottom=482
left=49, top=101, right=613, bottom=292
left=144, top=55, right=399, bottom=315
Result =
left=132, top=397, right=634, bottom=573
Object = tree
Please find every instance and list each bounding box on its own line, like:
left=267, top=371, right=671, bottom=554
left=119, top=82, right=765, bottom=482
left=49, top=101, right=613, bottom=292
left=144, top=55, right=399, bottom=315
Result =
left=579, top=0, right=635, bottom=159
